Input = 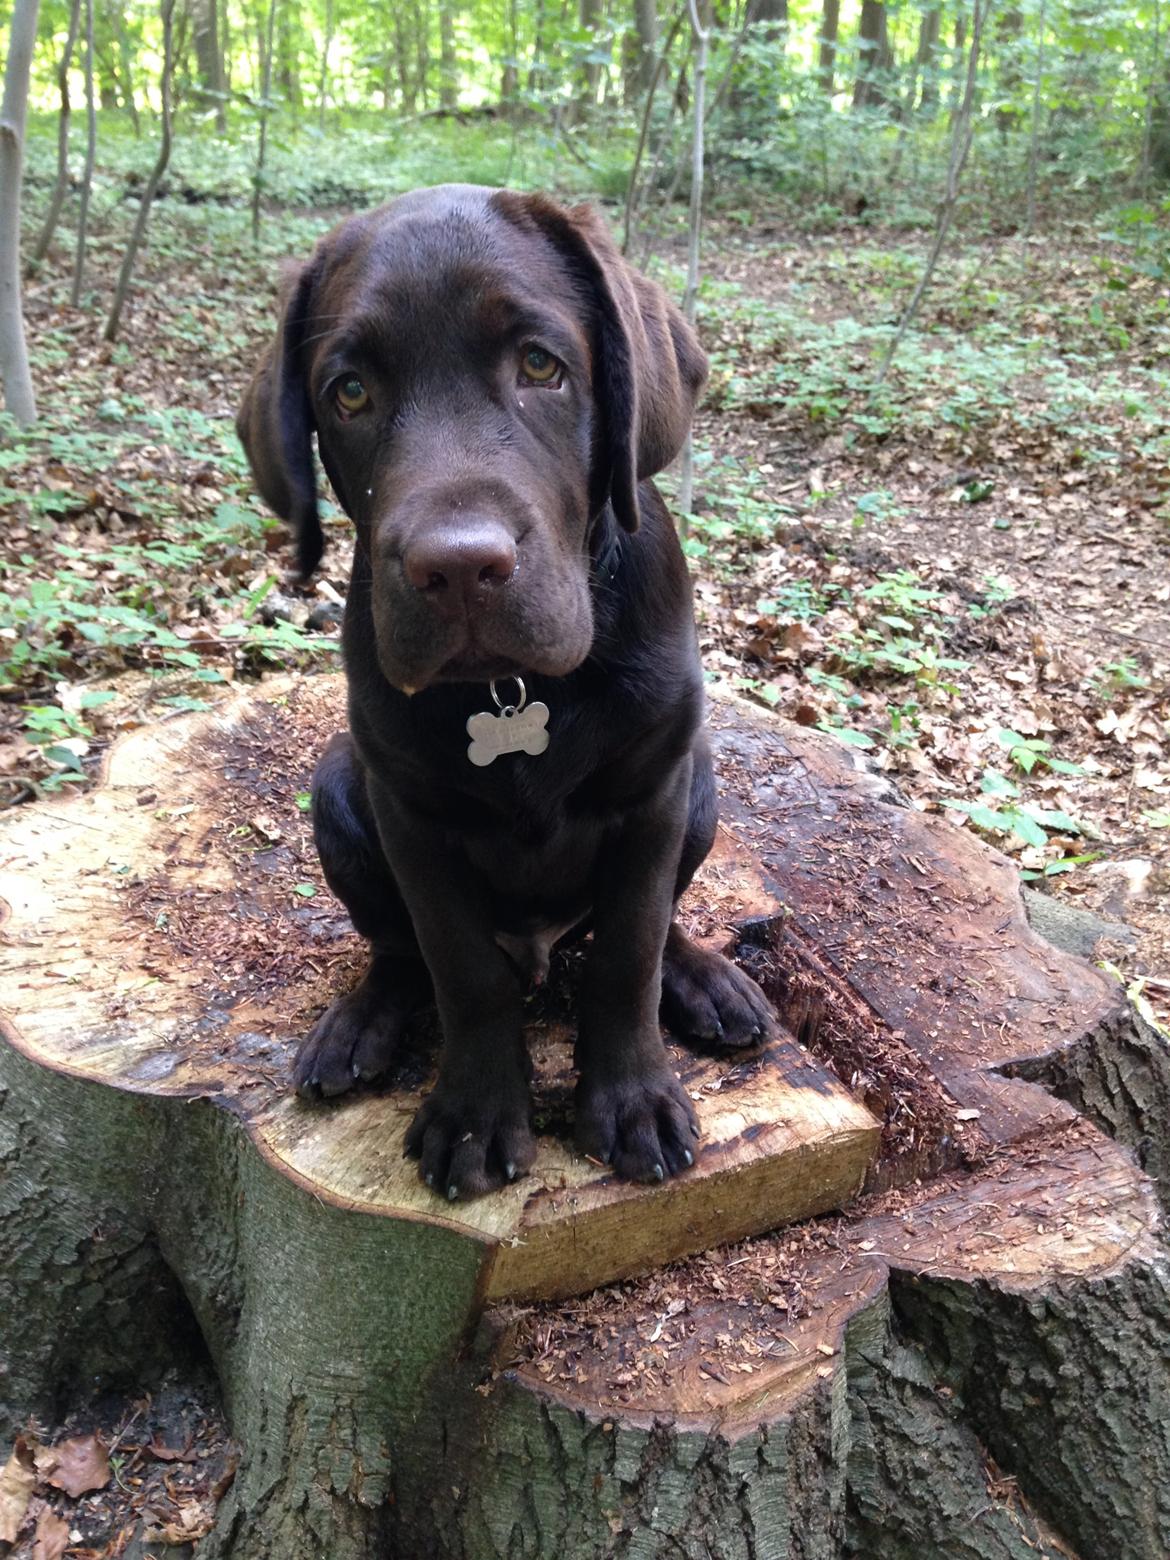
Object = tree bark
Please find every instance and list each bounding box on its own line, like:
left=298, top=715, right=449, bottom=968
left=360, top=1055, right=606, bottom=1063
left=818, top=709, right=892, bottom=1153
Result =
left=1148, top=10, right=1170, bottom=182
left=995, top=6, right=1023, bottom=133
left=1023, top=0, right=1047, bottom=233
left=190, top=0, right=227, bottom=129
left=677, top=0, right=707, bottom=529
left=632, top=0, right=658, bottom=96
left=277, top=0, right=300, bottom=110
left=71, top=0, right=97, bottom=309
left=500, top=0, right=519, bottom=110
left=31, top=0, right=82, bottom=267
left=818, top=0, right=839, bottom=96
left=105, top=0, right=177, bottom=342
left=105, top=0, right=142, bottom=134
left=575, top=0, right=604, bottom=121
left=623, top=1, right=684, bottom=252
left=916, top=5, right=941, bottom=113
left=317, top=0, right=335, bottom=127
left=252, top=0, right=279, bottom=243
left=853, top=0, right=892, bottom=109
left=0, top=0, right=39, bottom=425
left=5, top=680, right=1170, bottom=1556
left=439, top=0, right=458, bottom=110
left=874, top=0, right=988, bottom=387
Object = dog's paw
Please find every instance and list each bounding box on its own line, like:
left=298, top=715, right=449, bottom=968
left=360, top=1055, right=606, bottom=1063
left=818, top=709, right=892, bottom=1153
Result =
left=293, top=996, right=406, bottom=1099
left=575, top=1064, right=700, bottom=1182
left=661, top=932, right=776, bottom=1049
left=404, top=1084, right=537, bottom=1201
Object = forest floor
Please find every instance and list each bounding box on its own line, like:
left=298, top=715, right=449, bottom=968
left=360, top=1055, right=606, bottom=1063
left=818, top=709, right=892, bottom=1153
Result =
left=3, top=133, right=1168, bottom=1057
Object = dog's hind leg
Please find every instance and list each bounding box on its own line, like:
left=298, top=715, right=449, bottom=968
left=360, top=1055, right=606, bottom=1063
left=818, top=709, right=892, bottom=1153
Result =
left=660, top=734, right=777, bottom=1049
left=293, top=732, right=433, bottom=1098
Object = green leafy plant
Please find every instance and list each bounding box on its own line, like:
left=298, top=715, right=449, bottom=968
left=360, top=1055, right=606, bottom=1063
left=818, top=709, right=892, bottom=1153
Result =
left=993, top=729, right=1085, bottom=777
left=945, top=767, right=1093, bottom=850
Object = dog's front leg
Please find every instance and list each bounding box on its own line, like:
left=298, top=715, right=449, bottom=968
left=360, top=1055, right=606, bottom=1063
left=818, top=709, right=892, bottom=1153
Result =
left=575, top=757, right=701, bottom=1182
left=369, top=783, right=536, bottom=1201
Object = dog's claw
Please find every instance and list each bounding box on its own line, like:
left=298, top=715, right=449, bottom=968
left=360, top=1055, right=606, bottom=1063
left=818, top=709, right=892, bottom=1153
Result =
left=505, top=1161, right=517, bottom=1182
left=447, top=1184, right=459, bottom=1201
left=683, top=1148, right=693, bottom=1167
left=425, top=1172, right=435, bottom=1187
left=652, top=1163, right=665, bottom=1181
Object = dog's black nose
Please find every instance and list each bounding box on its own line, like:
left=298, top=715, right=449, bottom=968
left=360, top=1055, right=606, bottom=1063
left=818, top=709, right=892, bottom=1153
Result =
left=403, top=523, right=517, bottom=601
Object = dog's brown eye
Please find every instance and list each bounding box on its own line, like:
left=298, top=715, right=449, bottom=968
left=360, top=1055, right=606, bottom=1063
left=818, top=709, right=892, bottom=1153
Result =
left=335, top=375, right=370, bottom=416
left=520, top=348, right=561, bottom=385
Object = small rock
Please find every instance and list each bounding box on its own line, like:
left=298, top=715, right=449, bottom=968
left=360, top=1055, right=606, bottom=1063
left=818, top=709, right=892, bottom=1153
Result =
left=306, top=601, right=344, bottom=632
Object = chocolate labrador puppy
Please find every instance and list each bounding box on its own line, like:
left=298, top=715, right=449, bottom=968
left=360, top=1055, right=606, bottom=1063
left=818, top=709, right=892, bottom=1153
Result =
left=237, top=185, right=775, bottom=1200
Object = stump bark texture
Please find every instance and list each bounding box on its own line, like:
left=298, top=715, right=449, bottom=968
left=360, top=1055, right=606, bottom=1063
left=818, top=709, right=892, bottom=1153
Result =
left=1, top=674, right=1167, bottom=1559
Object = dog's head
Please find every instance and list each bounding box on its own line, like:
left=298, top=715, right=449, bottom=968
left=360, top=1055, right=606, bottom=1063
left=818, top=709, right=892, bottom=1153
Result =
left=237, top=186, right=706, bottom=693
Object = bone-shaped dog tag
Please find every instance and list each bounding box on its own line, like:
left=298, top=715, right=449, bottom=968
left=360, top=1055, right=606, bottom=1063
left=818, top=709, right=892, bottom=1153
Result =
left=467, top=678, right=550, bottom=766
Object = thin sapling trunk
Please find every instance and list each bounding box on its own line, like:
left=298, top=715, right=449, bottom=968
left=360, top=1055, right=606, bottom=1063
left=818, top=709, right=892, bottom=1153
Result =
left=105, top=0, right=178, bottom=341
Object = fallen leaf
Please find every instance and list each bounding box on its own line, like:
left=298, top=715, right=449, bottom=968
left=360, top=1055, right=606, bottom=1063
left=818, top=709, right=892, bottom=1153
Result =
left=145, top=1499, right=216, bottom=1544
left=36, top=1433, right=110, bottom=1498
left=146, top=1438, right=188, bottom=1463
left=32, top=1505, right=70, bottom=1560
left=0, top=1437, right=37, bottom=1543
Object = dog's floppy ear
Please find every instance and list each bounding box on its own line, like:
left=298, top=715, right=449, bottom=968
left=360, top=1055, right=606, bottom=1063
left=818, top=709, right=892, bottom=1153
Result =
left=494, top=193, right=707, bottom=533
left=236, top=256, right=324, bottom=577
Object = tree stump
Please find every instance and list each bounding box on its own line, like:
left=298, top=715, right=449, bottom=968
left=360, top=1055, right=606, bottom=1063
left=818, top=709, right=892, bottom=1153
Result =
left=2, top=676, right=1167, bottom=1559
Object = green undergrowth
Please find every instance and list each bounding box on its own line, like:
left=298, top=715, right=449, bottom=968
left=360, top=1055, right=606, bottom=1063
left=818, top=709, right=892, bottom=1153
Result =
left=701, top=242, right=1170, bottom=465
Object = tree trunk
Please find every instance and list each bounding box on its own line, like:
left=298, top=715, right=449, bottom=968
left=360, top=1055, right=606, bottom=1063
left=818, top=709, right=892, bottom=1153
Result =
left=105, top=0, right=177, bottom=342
left=528, top=0, right=545, bottom=94
left=190, top=0, right=227, bottom=129
left=393, top=4, right=416, bottom=110
left=5, top=678, right=1170, bottom=1555
left=277, top=0, right=299, bottom=111
left=853, top=0, right=892, bottom=110
left=31, top=0, right=82, bottom=266
left=952, top=8, right=968, bottom=113
left=631, top=0, right=658, bottom=98
left=252, top=0, right=278, bottom=243
left=71, top=0, right=97, bottom=309
left=112, top=0, right=142, bottom=133
left=500, top=0, right=519, bottom=111
left=575, top=0, right=603, bottom=121
left=916, top=5, right=941, bottom=113
left=317, top=0, right=334, bottom=127
left=754, top=0, right=785, bottom=41
left=678, top=0, right=707, bottom=528
left=623, top=2, right=685, bottom=251
left=818, top=0, right=839, bottom=96
left=1149, top=14, right=1170, bottom=182
left=439, top=0, right=458, bottom=110
left=874, top=0, right=988, bottom=387
left=996, top=7, right=1023, bottom=133
left=0, top=0, right=39, bottom=425
left=1024, top=0, right=1047, bottom=233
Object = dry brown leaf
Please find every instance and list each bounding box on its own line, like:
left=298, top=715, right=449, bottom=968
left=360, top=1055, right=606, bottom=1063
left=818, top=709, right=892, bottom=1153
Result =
left=145, top=1498, right=216, bottom=1544
left=0, top=1437, right=37, bottom=1543
left=147, top=1438, right=195, bottom=1463
left=36, top=1432, right=111, bottom=1498
left=32, top=1505, right=71, bottom=1560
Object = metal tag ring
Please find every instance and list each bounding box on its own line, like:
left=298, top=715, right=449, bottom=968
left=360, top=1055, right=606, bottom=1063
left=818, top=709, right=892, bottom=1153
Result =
left=489, top=676, right=527, bottom=715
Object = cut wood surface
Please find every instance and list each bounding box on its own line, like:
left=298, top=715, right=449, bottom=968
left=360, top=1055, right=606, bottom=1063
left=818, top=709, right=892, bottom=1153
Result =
left=2, top=672, right=1165, bottom=1560
left=0, top=675, right=877, bottom=1303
